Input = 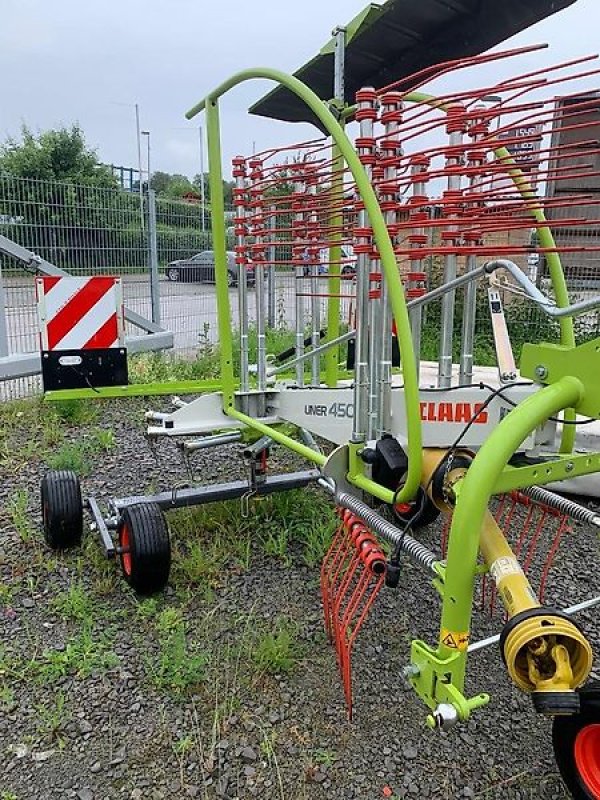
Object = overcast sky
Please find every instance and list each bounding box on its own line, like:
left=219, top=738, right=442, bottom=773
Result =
left=2, top=0, right=599, bottom=181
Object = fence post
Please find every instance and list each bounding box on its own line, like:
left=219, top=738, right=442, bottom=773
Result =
left=0, top=261, right=9, bottom=357
left=147, top=189, right=161, bottom=326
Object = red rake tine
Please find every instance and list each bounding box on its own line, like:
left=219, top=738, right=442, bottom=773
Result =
left=338, top=542, right=387, bottom=719
left=321, top=511, right=358, bottom=641
left=539, top=516, right=571, bottom=602
left=321, top=517, right=350, bottom=640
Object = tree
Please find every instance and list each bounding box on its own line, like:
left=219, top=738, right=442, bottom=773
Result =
left=192, top=173, right=234, bottom=207
left=0, top=125, right=117, bottom=187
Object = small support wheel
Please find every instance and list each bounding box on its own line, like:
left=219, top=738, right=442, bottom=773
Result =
left=41, top=470, right=83, bottom=549
left=117, top=503, right=171, bottom=595
left=553, top=682, right=600, bottom=799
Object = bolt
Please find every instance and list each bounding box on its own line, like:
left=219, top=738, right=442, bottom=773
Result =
left=534, top=365, right=548, bottom=380
left=565, top=461, right=574, bottom=473
left=402, top=664, right=420, bottom=680
left=426, top=703, right=459, bottom=732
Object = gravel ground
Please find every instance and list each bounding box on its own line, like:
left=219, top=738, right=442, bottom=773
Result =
left=1, top=396, right=599, bottom=800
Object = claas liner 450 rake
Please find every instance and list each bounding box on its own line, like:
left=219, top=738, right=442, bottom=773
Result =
left=39, top=29, right=600, bottom=799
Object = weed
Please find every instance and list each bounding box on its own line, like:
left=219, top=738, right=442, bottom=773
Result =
left=0, top=683, right=15, bottom=711
left=30, top=624, right=118, bottom=683
left=7, top=489, right=34, bottom=544
left=90, top=428, right=115, bottom=452
left=46, top=442, right=90, bottom=475
left=178, top=541, right=219, bottom=585
left=301, top=518, right=334, bottom=567
left=40, top=413, right=64, bottom=449
left=52, top=399, right=98, bottom=425
left=50, top=582, right=96, bottom=623
left=172, top=734, right=195, bottom=789
left=81, top=538, right=117, bottom=597
left=136, top=596, right=162, bottom=620
left=311, top=748, right=336, bottom=768
left=35, top=690, right=71, bottom=745
left=1, top=792, right=19, bottom=800
left=260, top=528, right=291, bottom=565
left=147, top=607, right=207, bottom=695
left=252, top=618, right=302, bottom=674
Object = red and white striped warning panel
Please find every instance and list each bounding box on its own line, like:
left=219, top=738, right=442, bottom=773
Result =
left=36, top=276, right=128, bottom=392
left=36, top=275, right=124, bottom=351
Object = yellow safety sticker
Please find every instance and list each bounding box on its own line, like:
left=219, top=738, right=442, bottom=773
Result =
left=441, top=628, right=470, bottom=651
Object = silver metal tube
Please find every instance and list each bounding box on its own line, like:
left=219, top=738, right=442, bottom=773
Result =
left=268, top=205, right=276, bottom=328
left=234, top=163, right=249, bottom=396
left=468, top=594, right=600, bottom=653
left=249, top=159, right=267, bottom=415
left=438, top=121, right=465, bottom=388
left=293, top=177, right=306, bottom=388
left=309, top=180, right=320, bottom=386
left=459, top=255, right=477, bottom=384
left=409, top=159, right=428, bottom=374
left=367, top=274, right=381, bottom=438
left=459, top=109, right=486, bottom=386
left=298, top=427, right=322, bottom=453
left=352, top=88, right=376, bottom=443
left=486, top=259, right=600, bottom=318
left=147, top=190, right=161, bottom=326
left=183, top=432, right=242, bottom=452
left=243, top=434, right=272, bottom=458
left=256, top=262, right=267, bottom=394
left=0, top=261, right=10, bottom=358
left=333, top=26, right=346, bottom=101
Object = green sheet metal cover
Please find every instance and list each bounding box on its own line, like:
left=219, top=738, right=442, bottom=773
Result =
left=249, top=0, right=578, bottom=129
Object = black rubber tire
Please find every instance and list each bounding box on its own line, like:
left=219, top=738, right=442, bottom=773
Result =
left=117, top=503, right=171, bottom=595
left=40, top=470, right=83, bottom=550
left=167, top=267, right=180, bottom=282
left=553, top=682, right=600, bottom=799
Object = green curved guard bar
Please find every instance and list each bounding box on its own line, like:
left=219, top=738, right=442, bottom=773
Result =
left=436, top=375, right=583, bottom=688
left=187, top=67, right=423, bottom=503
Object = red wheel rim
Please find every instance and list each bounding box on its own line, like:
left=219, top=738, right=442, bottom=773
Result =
left=120, top=523, right=132, bottom=576
left=575, top=724, right=600, bottom=798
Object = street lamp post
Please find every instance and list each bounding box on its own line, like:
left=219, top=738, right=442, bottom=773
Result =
left=141, top=130, right=151, bottom=190
left=198, top=125, right=206, bottom=231
left=134, top=103, right=144, bottom=229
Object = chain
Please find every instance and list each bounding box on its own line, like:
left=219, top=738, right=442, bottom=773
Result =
left=442, top=449, right=456, bottom=509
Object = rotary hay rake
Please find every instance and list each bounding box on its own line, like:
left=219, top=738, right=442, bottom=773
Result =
left=39, top=36, right=600, bottom=799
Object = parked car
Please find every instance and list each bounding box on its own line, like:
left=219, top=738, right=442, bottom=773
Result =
left=302, top=245, right=357, bottom=276
left=166, top=250, right=254, bottom=286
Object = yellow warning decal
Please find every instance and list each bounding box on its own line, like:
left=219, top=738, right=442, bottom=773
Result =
left=441, top=628, right=470, bottom=651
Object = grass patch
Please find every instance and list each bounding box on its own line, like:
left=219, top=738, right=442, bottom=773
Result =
left=29, top=624, right=118, bottom=684
left=50, top=582, right=97, bottom=623
left=170, top=488, right=335, bottom=586
left=52, top=398, right=99, bottom=425
left=90, top=427, right=115, bottom=452
left=7, top=489, right=35, bottom=544
left=34, top=690, right=71, bottom=746
left=146, top=607, right=207, bottom=695
left=46, top=441, right=90, bottom=475
left=252, top=618, right=302, bottom=674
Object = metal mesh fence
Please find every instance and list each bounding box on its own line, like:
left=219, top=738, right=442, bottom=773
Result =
left=1, top=168, right=600, bottom=401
